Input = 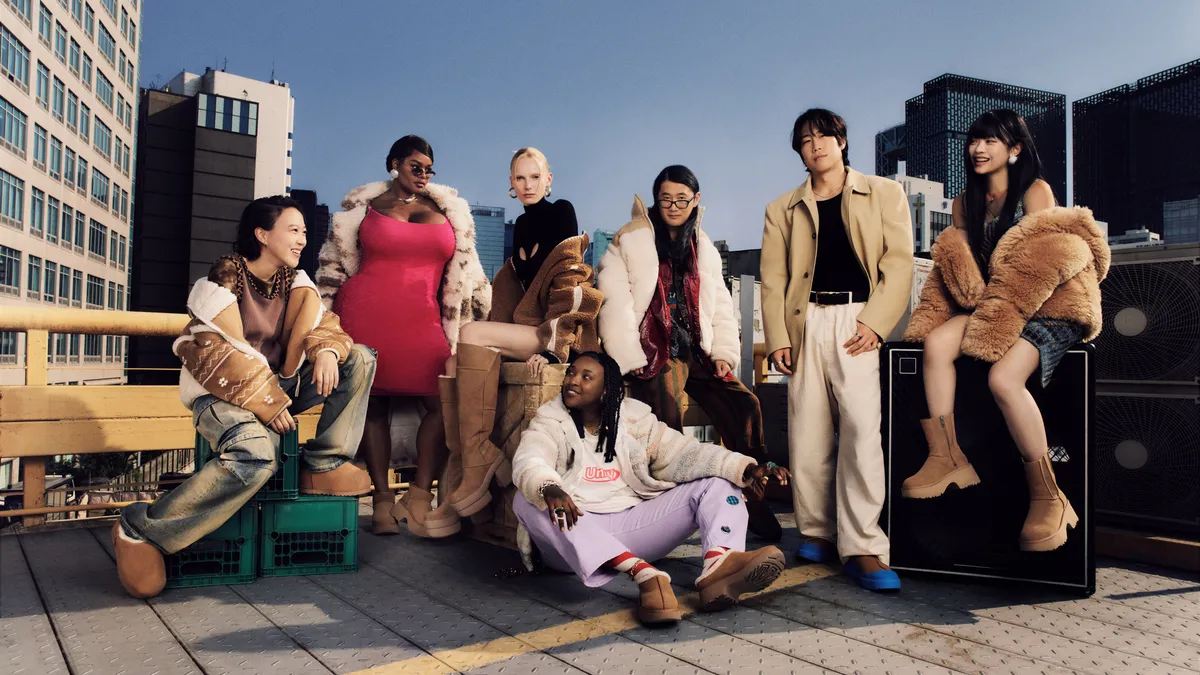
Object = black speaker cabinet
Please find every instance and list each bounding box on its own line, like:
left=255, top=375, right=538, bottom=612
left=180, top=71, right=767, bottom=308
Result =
left=881, top=342, right=1095, bottom=596
left=757, top=382, right=790, bottom=469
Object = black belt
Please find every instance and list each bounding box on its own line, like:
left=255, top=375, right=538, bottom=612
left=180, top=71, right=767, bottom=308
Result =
left=809, top=291, right=855, bottom=306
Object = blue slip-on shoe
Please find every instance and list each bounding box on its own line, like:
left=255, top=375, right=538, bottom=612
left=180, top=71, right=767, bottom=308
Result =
left=843, top=556, right=901, bottom=592
left=795, top=537, right=838, bottom=564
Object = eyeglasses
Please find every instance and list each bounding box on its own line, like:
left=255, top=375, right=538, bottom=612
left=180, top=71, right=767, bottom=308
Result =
left=657, top=196, right=696, bottom=210
left=408, top=163, right=436, bottom=178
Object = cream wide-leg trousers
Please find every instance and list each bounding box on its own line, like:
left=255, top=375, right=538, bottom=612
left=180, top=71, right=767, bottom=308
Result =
left=787, top=302, right=889, bottom=564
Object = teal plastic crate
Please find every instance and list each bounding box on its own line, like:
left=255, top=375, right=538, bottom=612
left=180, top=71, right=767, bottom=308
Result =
left=258, top=496, right=358, bottom=577
left=194, top=429, right=300, bottom=501
left=164, top=503, right=258, bottom=589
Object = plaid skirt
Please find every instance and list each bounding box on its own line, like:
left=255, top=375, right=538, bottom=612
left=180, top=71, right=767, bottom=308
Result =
left=1021, top=318, right=1085, bottom=388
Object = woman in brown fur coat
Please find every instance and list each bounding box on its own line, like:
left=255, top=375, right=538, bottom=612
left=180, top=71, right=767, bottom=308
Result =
left=902, top=110, right=1110, bottom=552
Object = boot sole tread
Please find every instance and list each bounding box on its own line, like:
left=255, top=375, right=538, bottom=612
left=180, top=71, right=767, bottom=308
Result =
left=901, top=465, right=982, bottom=499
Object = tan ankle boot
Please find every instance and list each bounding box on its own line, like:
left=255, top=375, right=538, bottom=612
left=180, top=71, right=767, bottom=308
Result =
left=636, top=575, right=682, bottom=624
left=393, top=485, right=461, bottom=538
left=447, top=344, right=510, bottom=517
left=371, top=491, right=400, bottom=535
left=1020, top=452, right=1078, bottom=552
left=901, top=413, right=981, bottom=498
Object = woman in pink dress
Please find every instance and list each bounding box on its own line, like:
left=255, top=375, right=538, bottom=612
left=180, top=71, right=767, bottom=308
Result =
left=317, top=136, right=490, bottom=536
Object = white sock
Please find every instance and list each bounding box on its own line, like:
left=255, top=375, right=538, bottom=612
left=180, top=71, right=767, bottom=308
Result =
left=696, top=546, right=733, bottom=584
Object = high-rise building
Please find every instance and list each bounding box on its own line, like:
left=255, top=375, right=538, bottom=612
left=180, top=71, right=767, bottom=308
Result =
left=290, top=188, right=329, bottom=279
left=503, top=218, right=515, bottom=261
left=1108, top=227, right=1163, bottom=250
left=886, top=173, right=953, bottom=252
left=128, top=86, right=259, bottom=383
left=1163, top=195, right=1200, bottom=244
left=584, top=228, right=615, bottom=269
left=1075, top=60, right=1200, bottom=236
left=890, top=74, right=1067, bottom=204
left=875, top=123, right=906, bottom=177
left=0, top=0, right=142, bottom=385
left=164, top=67, right=294, bottom=198
left=471, top=204, right=505, bottom=281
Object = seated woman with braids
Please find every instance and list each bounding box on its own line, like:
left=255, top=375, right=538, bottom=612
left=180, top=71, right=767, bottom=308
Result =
left=511, top=351, right=790, bottom=625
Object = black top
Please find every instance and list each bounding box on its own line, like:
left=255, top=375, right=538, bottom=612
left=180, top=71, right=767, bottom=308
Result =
left=811, top=194, right=871, bottom=299
left=511, top=198, right=578, bottom=290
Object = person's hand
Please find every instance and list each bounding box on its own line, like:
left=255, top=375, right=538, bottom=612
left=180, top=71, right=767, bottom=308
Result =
left=843, top=321, right=880, bottom=356
left=769, top=348, right=793, bottom=375
left=269, top=409, right=297, bottom=435
left=714, top=360, right=733, bottom=379
left=543, top=485, right=583, bottom=531
left=313, top=350, right=340, bottom=397
left=526, top=353, right=549, bottom=378
left=743, top=462, right=791, bottom=492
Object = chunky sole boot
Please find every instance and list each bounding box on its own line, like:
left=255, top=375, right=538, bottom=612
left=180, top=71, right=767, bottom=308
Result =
left=393, top=486, right=461, bottom=539
left=448, top=344, right=510, bottom=517
left=371, top=492, right=401, bottom=536
left=112, top=522, right=166, bottom=599
left=697, top=547, right=786, bottom=612
left=300, top=462, right=373, bottom=496
left=637, top=575, right=682, bottom=624
left=1019, top=452, right=1079, bottom=552
left=901, top=413, right=981, bottom=499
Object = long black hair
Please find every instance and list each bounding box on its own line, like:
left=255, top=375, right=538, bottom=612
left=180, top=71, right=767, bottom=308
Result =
left=648, top=165, right=701, bottom=273
left=234, top=195, right=303, bottom=260
left=962, top=110, right=1043, bottom=274
left=563, top=351, right=625, bottom=463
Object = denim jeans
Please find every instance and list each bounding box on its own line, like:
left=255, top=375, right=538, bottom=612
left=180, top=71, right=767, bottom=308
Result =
left=122, top=344, right=376, bottom=554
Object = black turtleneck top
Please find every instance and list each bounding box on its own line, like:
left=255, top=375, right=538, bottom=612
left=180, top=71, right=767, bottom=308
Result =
left=511, top=198, right=579, bottom=289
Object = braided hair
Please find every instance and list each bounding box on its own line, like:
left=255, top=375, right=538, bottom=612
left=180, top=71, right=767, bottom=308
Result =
left=564, top=351, right=625, bottom=463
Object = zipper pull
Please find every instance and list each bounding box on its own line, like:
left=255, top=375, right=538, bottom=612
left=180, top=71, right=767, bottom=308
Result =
left=938, top=415, right=957, bottom=466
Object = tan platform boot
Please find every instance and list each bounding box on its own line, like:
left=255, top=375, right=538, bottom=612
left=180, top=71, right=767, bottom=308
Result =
left=447, top=344, right=511, bottom=517
left=392, top=485, right=461, bottom=538
left=371, top=492, right=400, bottom=535
left=1019, top=451, right=1079, bottom=552
left=901, top=413, right=981, bottom=498
left=426, top=375, right=464, bottom=531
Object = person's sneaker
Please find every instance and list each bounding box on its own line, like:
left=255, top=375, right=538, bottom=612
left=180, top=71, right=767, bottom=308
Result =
left=300, top=462, right=372, bottom=496
left=636, top=575, right=682, bottom=624
left=795, top=537, right=838, bottom=564
left=843, top=555, right=901, bottom=592
left=111, top=522, right=165, bottom=599
left=696, top=546, right=786, bottom=612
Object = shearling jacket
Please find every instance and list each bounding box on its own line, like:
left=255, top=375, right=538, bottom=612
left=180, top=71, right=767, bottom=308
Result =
left=761, top=169, right=914, bottom=359
left=904, top=206, right=1111, bottom=362
left=173, top=267, right=353, bottom=424
left=596, top=196, right=740, bottom=375
left=315, top=180, right=491, bottom=354
left=488, top=234, right=602, bottom=364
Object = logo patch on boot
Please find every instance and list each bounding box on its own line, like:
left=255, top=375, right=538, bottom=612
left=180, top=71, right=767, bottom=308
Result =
left=726, top=496, right=740, bottom=506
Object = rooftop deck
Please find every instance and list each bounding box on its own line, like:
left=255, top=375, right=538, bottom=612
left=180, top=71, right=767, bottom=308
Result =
left=4, top=508, right=1198, bottom=675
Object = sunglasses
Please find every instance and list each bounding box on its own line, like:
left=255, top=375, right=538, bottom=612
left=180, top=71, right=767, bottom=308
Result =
left=407, top=163, right=436, bottom=178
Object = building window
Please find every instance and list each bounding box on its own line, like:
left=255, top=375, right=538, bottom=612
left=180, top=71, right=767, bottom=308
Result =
left=48, top=134, right=61, bottom=179
left=115, top=91, right=123, bottom=123
left=86, top=217, right=103, bottom=259
left=53, top=20, right=65, bottom=62
left=122, top=100, right=130, bottom=129
left=79, top=101, right=88, bottom=140
left=73, top=208, right=83, bottom=249
left=80, top=50, right=90, bottom=87
left=69, top=334, right=79, bottom=360
left=36, top=60, right=48, bottom=107
left=0, top=244, right=19, bottom=295
left=116, top=48, right=122, bottom=79
left=70, top=268, right=80, bottom=305
left=84, top=333, right=100, bottom=359
left=8, top=0, right=31, bottom=23
left=117, top=232, right=125, bottom=267
left=107, top=228, right=115, bottom=264
left=57, top=264, right=68, bottom=301
left=0, top=168, right=23, bottom=229
left=60, top=203, right=72, bottom=246
left=65, top=89, right=76, bottom=130
left=89, top=166, right=106, bottom=204
left=123, top=57, right=131, bottom=86
left=0, top=331, right=18, bottom=364
left=85, top=271, right=101, bottom=307
left=69, top=0, right=79, bottom=22
left=26, top=254, right=40, bottom=299
left=105, top=278, right=113, bottom=307
left=120, top=139, right=128, bottom=172
left=97, top=21, right=112, bottom=62
left=63, top=146, right=74, bottom=184
left=67, top=36, right=78, bottom=74
left=108, top=178, right=116, bottom=212
left=75, top=154, right=86, bottom=190
left=93, top=116, right=109, bottom=158
left=118, top=187, right=126, bottom=221
left=0, top=95, right=27, bottom=157
left=46, top=194, right=58, bottom=242
left=38, top=3, right=51, bottom=44
left=32, top=123, right=46, bottom=169
left=83, top=2, right=91, bottom=38
left=98, top=0, right=112, bottom=17
left=95, top=69, right=111, bottom=108
left=43, top=259, right=55, bottom=301
left=51, top=75, right=63, bottom=120
left=197, top=93, right=258, bottom=136
left=30, top=186, right=43, bottom=235
left=0, top=23, right=31, bottom=91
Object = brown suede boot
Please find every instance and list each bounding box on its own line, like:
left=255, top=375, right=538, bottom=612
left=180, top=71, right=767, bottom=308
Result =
left=371, top=492, right=400, bottom=535
left=637, top=575, right=682, bottom=624
left=901, top=413, right=981, bottom=498
left=393, top=485, right=461, bottom=538
left=696, top=546, right=786, bottom=612
left=112, top=522, right=166, bottom=599
left=428, top=375, right=465, bottom=532
left=1020, top=452, right=1079, bottom=552
left=448, top=344, right=511, bottom=517
left=300, top=461, right=373, bottom=496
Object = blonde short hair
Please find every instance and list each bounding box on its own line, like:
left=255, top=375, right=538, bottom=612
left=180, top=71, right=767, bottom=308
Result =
left=510, top=147, right=550, bottom=176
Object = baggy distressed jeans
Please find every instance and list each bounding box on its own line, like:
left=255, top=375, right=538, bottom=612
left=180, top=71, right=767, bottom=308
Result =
left=122, top=344, right=376, bottom=554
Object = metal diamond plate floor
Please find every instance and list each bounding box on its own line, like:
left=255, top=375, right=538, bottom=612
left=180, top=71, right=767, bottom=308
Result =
left=2, top=508, right=1198, bottom=675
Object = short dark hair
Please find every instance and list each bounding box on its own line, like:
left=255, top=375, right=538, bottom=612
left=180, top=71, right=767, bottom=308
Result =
left=790, top=108, right=850, bottom=168
left=386, top=135, right=434, bottom=173
left=235, top=195, right=303, bottom=260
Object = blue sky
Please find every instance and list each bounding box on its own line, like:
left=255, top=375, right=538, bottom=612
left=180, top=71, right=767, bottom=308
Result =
left=141, top=1, right=1199, bottom=249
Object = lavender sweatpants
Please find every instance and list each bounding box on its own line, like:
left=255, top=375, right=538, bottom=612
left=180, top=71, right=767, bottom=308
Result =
left=513, top=476, right=748, bottom=587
